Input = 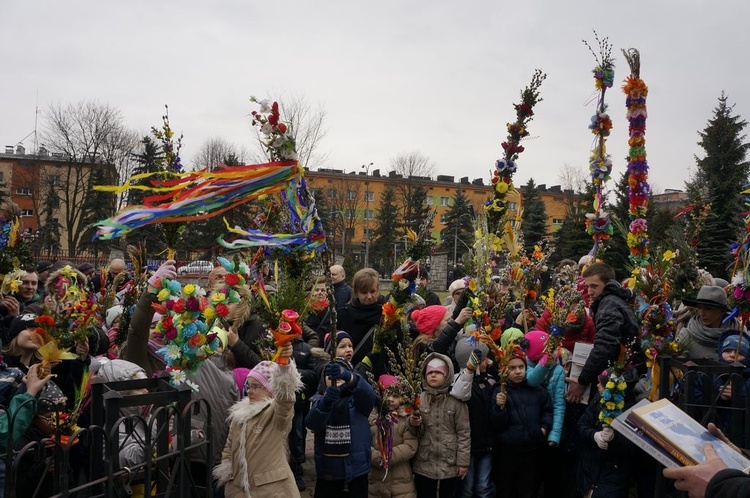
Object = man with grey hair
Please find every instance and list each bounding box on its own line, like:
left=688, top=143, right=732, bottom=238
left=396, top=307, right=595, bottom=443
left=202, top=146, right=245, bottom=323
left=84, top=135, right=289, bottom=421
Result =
left=330, top=265, right=352, bottom=311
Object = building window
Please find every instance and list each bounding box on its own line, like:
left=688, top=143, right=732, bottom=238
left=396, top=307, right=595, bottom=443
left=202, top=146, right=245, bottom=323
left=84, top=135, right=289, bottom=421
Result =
left=346, top=209, right=356, bottom=219
left=365, top=191, right=375, bottom=202
left=363, top=228, right=371, bottom=238
left=425, top=196, right=434, bottom=206
left=553, top=218, right=564, bottom=225
left=16, top=187, right=32, bottom=196
left=440, top=197, right=450, bottom=207
left=21, top=209, right=33, bottom=217
left=347, top=190, right=357, bottom=201
left=440, top=214, right=448, bottom=224
left=345, top=228, right=355, bottom=239
left=507, top=202, right=517, bottom=211
left=0, top=172, right=4, bottom=183
left=327, top=188, right=337, bottom=199
left=364, top=209, right=374, bottom=220
left=50, top=175, right=61, bottom=186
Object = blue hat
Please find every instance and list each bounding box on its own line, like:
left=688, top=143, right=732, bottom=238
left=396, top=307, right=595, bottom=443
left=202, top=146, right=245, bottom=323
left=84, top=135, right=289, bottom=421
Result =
left=323, top=331, right=353, bottom=353
left=721, top=333, right=750, bottom=359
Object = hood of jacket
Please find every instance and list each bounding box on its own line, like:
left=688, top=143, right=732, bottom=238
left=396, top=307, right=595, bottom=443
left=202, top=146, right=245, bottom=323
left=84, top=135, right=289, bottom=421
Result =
left=420, top=351, right=455, bottom=394
left=593, top=281, right=634, bottom=308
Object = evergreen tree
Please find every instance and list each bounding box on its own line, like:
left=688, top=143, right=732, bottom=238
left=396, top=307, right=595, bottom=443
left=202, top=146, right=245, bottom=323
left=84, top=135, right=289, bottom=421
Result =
left=608, top=172, right=636, bottom=279
left=371, top=186, right=401, bottom=275
left=439, top=187, right=474, bottom=265
left=520, top=178, right=548, bottom=251
left=552, top=182, right=596, bottom=266
left=80, top=168, right=116, bottom=257
left=685, top=93, right=750, bottom=279
left=38, top=179, right=62, bottom=258
left=126, top=136, right=166, bottom=252
left=404, top=184, right=431, bottom=233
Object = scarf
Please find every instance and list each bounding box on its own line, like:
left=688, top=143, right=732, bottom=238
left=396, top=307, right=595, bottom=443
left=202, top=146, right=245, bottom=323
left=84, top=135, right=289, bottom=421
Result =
left=684, top=315, right=737, bottom=348
left=323, top=394, right=352, bottom=458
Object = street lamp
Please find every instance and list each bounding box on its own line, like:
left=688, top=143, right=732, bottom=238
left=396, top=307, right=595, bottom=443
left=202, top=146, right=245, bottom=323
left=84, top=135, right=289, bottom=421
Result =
left=453, top=212, right=474, bottom=267
left=361, top=162, right=373, bottom=267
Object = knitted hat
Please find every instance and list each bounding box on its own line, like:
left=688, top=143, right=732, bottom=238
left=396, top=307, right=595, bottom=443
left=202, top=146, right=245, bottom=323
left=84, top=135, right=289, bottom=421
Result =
left=5, top=313, right=38, bottom=345
left=412, top=305, right=448, bottom=335
left=105, top=305, right=124, bottom=328
left=426, top=357, right=448, bottom=377
left=151, top=312, right=162, bottom=324
left=559, top=348, right=573, bottom=366
left=90, top=358, right=146, bottom=383
left=36, top=261, right=53, bottom=273
left=524, top=330, right=549, bottom=363
left=509, top=345, right=527, bottom=363
left=500, top=327, right=524, bottom=349
left=77, top=262, right=96, bottom=276
left=37, top=381, right=67, bottom=414
left=233, top=368, right=251, bottom=395
left=378, top=374, right=401, bottom=391
left=721, top=333, right=750, bottom=359
left=323, top=331, right=353, bottom=352
left=246, top=361, right=278, bottom=396
left=448, top=279, right=466, bottom=295
left=454, top=337, right=489, bottom=369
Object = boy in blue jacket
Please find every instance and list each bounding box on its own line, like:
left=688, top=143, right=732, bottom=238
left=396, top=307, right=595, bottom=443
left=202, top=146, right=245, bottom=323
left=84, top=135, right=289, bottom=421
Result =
left=491, top=347, right=553, bottom=498
left=306, top=357, right=376, bottom=498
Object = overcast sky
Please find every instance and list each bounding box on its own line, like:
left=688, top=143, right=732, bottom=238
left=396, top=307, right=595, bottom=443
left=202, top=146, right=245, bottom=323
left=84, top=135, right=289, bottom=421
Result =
left=2, top=1, right=748, bottom=195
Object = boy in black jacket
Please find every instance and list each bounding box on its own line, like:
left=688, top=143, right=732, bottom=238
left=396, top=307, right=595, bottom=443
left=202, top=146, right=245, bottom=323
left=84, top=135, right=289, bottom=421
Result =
left=491, top=348, right=553, bottom=498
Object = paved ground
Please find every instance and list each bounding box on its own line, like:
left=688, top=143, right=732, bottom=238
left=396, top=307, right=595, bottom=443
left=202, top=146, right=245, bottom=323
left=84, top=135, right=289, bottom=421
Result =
left=300, top=431, right=317, bottom=497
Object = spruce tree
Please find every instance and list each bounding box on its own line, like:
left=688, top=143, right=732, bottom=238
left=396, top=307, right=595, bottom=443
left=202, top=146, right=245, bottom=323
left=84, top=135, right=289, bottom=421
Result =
left=404, top=184, right=431, bottom=233
left=685, top=93, right=750, bottom=279
left=440, top=187, right=474, bottom=264
left=520, top=178, right=548, bottom=252
left=371, top=186, right=401, bottom=275
left=608, top=172, right=636, bottom=279
left=552, top=182, right=596, bottom=266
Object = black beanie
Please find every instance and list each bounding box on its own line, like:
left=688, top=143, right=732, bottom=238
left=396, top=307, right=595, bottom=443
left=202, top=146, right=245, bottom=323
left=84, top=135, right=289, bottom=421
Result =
left=4, top=313, right=38, bottom=345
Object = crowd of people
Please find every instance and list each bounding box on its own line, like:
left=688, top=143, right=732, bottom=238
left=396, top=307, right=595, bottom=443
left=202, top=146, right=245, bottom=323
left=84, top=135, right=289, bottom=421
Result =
left=0, top=256, right=748, bottom=498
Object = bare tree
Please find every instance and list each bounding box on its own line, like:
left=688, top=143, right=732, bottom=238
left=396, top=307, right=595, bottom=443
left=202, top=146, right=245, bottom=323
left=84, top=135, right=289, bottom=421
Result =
left=250, top=92, right=328, bottom=168
left=557, top=163, right=588, bottom=194
left=322, top=175, right=364, bottom=256
left=192, top=137, right=249, bottom=170
left=42, top=100, right=129, bottom=257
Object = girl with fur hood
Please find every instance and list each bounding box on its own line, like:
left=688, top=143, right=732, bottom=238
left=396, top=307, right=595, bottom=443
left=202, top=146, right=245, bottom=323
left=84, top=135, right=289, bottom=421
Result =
left=409, top=352, right=470, bottom=498
left=213, top=343, right=302, bottom=497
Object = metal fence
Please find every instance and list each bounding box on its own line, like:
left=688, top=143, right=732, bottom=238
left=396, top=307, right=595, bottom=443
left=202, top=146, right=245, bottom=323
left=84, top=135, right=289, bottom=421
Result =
left=1, top=376, right=213, bottom=498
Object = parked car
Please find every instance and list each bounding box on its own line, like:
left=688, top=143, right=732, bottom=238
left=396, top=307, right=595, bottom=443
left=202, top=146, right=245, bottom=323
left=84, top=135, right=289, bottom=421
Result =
left=177, top=260, right=214, bottom=275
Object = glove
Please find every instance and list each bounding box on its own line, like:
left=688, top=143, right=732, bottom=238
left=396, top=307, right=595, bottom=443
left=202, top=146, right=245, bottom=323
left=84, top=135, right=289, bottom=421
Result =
left=593, top=431, right=610, bottom=450
left=148, top=260, right=177, bottom=288
left=322, top=386, right=341, bottom=406
left=325, top=362, right=353, bottom=384
left=467, top=348, right=483, bottom=372
left=601, top=426, right=614, bottom=442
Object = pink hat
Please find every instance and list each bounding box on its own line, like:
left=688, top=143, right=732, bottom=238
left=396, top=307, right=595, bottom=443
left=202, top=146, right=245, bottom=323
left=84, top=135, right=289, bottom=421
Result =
left=378, top=374, right=400, bottom=390
left=412, top=305, right=448, bottom=335
left=426, top=358, right=448, bottom=377
left=246, top=361, right=277, bottom=396
left=524, top=330, right=548, bottom=363
left=233, top=368, right=251, bottom=395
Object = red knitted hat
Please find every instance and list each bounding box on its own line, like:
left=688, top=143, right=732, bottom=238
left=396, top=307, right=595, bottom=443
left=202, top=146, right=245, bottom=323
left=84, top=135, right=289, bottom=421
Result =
left=412, top=305, right=448, bottom=335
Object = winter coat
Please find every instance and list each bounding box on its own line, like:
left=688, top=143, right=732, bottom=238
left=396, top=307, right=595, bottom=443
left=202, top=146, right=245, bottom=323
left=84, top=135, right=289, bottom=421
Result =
left=306, top=371, right=377, bottom=481
left=526, top=360, right=567, bottom=445
left=677, top=314, right=741, bottom=359
left=121, top=290, right=164, bottom=377
left=333, top=280, right=353, bottom=311
left=449, top=369, right=496, bottom=453
left=706, top=468, right=750, bottom=498
left=187, top=355, right=239, bottom=465
left=412, top=352, right=471, bottom=480
left=535, top=309, right=596, bottom=351
left=368, top=407, right=418, bottom=498
left=337, top=297, right=384, bottom=365
left=306, top=308, right=332, bottom=345
left=292, top=337, right=323, bottom=407
left=213, top=363, right=303, bottom=498
left=0, top=392, right=37, bottom=454
left=578, top=282, right=639, bottom=387
left=576, top=393, right=636, bottom=498
left=490, top=377, right=553, bottom=447
left=228, top=316, right=267, bottom=369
